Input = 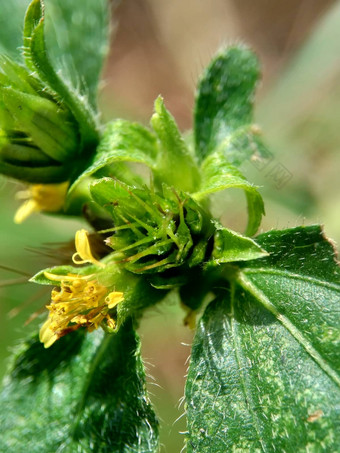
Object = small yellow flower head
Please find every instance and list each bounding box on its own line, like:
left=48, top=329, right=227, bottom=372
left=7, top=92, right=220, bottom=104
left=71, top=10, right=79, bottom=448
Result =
left=72, top=229, right=105, bottom=268
left=14, top=182, right=68, bottom=224
left=39, top=272, right=124, bottom=348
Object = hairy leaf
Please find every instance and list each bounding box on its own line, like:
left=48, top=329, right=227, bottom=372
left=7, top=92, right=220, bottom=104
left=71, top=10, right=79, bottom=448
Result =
left=186, top=225, right=340, bottom=452
left=0, top=322, right=159, bottom=453
left=194, top=45, right=268, bottom=165
left=193, top=151, right=265, bottom=236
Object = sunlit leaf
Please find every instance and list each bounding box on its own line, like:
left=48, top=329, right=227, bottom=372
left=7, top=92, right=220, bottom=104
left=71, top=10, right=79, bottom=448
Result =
left=186, top=225, right=340, bottom=452
left=194, top=45, right=268, bottom=166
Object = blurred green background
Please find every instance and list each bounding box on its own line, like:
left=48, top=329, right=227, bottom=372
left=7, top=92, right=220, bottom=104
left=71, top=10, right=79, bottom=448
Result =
left=1, top=1, right=340, bottom=451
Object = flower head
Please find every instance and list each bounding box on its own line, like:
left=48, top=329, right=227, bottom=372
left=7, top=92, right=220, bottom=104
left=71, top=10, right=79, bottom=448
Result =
left=39, top=228, right=124, bottom=348
left=40, top=272, right=124, bottom=348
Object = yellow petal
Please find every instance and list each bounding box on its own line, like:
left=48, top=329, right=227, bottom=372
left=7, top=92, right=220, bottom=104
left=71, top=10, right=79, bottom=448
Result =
left=105, top=291, right=124, bottom=309
left=72, top=229, right=105, bottom=268
left=39, top=318, right=59, bottom=348
left=14, top=199, right=39, bottom=224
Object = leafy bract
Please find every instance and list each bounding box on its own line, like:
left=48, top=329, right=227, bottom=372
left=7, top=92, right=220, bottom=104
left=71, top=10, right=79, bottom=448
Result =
left=70, top=120, right=158, bottom=191
left=89, top=177, right=214, bottom=274
left=211, top=222, right=267, bottom=264
left=186, top=225, right=340, bottom=452
left=151, top=96, right=200, bottom=192
left=0, top=322, right=159, bottom=453
left=193, top=151, right=265, bottom=236
left=194, top=45, right=268, bottom=165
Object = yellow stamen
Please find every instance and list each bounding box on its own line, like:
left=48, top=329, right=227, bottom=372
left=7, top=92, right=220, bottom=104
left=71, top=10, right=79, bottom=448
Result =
left=72, top=229, right=105, bottom=268
left=39, top=273, right=124, bottom=348
left=14, top=182, right=69, bottom=224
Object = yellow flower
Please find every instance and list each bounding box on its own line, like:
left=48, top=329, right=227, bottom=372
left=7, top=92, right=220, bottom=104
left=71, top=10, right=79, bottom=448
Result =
left=14, top=182, right=68, bottom=224
left=39, top=272, right=124, bottom=348
left=72, top=229, right=105, bottom=268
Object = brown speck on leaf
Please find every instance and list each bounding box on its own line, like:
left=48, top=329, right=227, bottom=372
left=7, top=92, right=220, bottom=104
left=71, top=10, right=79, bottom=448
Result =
left=307, top=409, right=323, bottom=423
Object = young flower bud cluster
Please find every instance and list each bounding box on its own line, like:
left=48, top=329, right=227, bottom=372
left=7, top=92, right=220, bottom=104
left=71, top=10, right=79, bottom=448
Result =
left=96, top=180, right=214, bottom=274
left=0, top=56, right=79, bottom=183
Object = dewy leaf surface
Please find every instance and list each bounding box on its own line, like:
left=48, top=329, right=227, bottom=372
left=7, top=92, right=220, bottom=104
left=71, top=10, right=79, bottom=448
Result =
left=0, top=322, right=159, bottom=453
left=186, top=225, right=340, bottom=452
left=194, top=45, right=269, bottom=165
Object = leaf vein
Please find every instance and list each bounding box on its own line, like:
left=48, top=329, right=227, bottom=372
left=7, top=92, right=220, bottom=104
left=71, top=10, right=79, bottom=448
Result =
left=243, top=268, right=340, bottom=291
left=237, top=272, right=340, bottom=388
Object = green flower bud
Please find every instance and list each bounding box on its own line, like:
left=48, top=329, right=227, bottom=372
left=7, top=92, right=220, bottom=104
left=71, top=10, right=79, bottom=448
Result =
left=0, top=56, right=79, bottom=183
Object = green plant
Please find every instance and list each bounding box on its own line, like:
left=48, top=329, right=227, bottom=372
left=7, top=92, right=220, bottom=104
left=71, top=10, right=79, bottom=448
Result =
left=0, top=1, right=339, bottom=452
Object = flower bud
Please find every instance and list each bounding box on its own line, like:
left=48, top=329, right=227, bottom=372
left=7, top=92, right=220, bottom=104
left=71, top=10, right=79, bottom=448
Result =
left=0, top=56, right=79, bottom=183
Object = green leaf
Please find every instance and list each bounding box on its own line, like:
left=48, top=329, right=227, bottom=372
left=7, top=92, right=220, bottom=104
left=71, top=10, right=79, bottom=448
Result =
left=0, top=0, right=30, bottom=59
left=23, top=0, right=99, bottom=149
left=210, top=222, right=268, bottom=264
left=30, top=264, right=93, bottom=285
left=43, top=0, right=110, bottom=109
left=193, top=151, right=265, bottom=236
left=186, top=225, right=340, bottom=452
left=70, top=120, right=158, bottom=192
left=151, top=96, right=200, bottom=192
left=0, top=323, right=159, bottom=452
left=194, top=45, right=268, bottom=165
